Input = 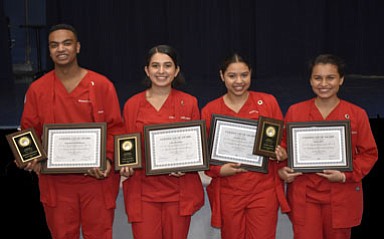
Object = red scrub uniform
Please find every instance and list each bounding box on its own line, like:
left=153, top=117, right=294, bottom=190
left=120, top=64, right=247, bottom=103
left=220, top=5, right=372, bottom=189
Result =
left=122, top=89, right=204, bottom=239
left=21, top=70, right=124, bottom=239
left=284, top=98, right=378, bottom=239
left=201, top=91, right=290, bottom=239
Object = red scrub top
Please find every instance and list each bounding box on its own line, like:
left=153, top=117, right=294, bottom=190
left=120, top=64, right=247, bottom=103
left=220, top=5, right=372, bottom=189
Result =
left=201, top=91, right=290, bottom=227
left=21, top=69, right=124, bottom=209
left=122, top=89, right=204, bottom=222
left=284, top=98, right=378, bottom=228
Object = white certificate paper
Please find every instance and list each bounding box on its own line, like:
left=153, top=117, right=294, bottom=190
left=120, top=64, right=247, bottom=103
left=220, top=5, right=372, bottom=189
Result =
left=48, top=129, right=100, bottom=168
left=150, top=126, right=202, bottom=169
left=212, top=121, right=263, bottom=167
left=295, top=130, right=344, bottom=165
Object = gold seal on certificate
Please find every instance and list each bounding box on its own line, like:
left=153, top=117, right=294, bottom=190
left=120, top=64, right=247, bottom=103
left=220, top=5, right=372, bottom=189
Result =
left=253, top=116, right=284, bottom=158
left=122, top=141, right=133, bottom=151
left=6, top=128, right=47, bottom=167
left=265, top=126, right=276, bottom=137
left=114, top=133, right=142, bottom=170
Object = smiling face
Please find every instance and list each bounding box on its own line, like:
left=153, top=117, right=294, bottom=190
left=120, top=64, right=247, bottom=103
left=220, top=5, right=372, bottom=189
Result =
left=48, top=29, right=80, bottom=67
left=310, top=63, right=344, bottom=100
left=221, top=61, right=251, bottom=97
left=144, top=52, right=180, bottom=88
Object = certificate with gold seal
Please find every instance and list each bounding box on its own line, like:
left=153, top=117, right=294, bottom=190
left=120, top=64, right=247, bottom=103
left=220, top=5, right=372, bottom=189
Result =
left=6, top=128, right=47, bottom=167
left=114, top=133, right=142, bottom=170
left=253, top=116, right=284, bottom=158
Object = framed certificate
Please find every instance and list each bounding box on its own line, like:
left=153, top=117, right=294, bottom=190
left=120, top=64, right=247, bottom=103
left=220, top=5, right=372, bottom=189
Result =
left=41, top=123, right=107, bottom=174
left=144, top=120, right=209, bottom=175
left=287, top=120, right=353, bottom=172
left=6, top=128, right=47, bottom=167
left=209, top=114, right=268, bottom=173
left=114, top=133, right=142, bottom=170
left=253, top=116, right=284, bottom=158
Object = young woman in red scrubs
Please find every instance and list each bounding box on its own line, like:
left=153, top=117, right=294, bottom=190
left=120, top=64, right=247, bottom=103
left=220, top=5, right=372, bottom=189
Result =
left=278, top=54, right=378, bottom=239
left=120, top=45, right=204, bottom=239
left=201, top=53, right=290, bottom=239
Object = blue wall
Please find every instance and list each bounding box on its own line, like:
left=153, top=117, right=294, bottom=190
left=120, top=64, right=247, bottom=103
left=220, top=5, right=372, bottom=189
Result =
left=4, top=0, right=46, bottom=69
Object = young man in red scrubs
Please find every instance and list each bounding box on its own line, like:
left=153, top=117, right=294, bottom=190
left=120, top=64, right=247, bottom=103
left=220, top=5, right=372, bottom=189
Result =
left=20, top=24, right=124, bottom=239
left=278, top=54, right=378, bottom=239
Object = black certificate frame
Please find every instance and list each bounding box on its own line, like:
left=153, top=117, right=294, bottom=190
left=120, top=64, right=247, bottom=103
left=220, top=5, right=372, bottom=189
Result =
left=144, top=120, right=209, bottom=176
left=41, top=122, right=107, bottom=174
left=208, top=114, right=268, bottom=173
left=114, top=133, right=142, bottom=170
left=287, top=120, right=353, bottom=173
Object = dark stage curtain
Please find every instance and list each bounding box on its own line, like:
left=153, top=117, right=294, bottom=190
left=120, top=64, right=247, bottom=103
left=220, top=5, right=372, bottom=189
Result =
left=0, top=0, right=17, bottom=126
left=45, top=0, right=384, bottom=116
